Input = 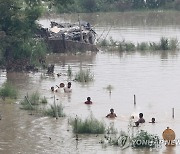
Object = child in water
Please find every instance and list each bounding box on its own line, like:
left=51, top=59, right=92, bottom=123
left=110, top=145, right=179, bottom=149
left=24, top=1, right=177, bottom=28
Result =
left=106, top=108, right=117, bottom=118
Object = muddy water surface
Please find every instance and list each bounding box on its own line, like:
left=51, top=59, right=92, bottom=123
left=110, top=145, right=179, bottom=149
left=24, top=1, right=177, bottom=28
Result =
left=1, top=11, right=180, bottom=154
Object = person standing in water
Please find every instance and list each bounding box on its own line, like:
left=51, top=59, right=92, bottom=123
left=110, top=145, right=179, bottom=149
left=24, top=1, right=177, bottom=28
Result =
left=64, top=82, right=72, bottom=93
left=135, top=113, right=145, bottom=126
left=84, top=97, right=93, bottom=104
left=106, top=108, right=117, bottom=118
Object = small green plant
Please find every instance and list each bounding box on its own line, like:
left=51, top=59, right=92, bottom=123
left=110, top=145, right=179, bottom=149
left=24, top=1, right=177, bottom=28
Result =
left=70, top=115, right=105, bottom=134
left=40, top=96, right=48, bottom=104
left=20, top=92, right=41, bottom=110
left=98, top=39, right=109, bottom=47
left=160, top=37, right=169, bottom=50
left=74, top=69, right=94, bottom=82
left=67, top=65, right=73, bottom=77
left=44, top=104, right=65, bottom=117
left=137, top=42, right=149, bottom=51
left=0, top=82, right=17, bottom=100
left=169, top=38, right=179, bottom=50
left=104, top=85, right=114, bottom=93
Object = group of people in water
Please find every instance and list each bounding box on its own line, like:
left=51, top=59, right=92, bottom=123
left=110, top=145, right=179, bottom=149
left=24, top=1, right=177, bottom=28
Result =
left=50, top=82, right=155, bottom=126
left=51, top=82, right=72, bottom=93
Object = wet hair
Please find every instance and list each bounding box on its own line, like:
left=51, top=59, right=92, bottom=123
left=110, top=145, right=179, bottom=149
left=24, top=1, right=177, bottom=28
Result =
left=110, top=108, right=114, bottom=112
left=139, top=113, right=143, bottom=118
left=87, top=97, right=91, bottom=101
left=68, top=82, right=71, bottom=85
left=152, top=118, right=155, bottom=123
left=51, top=86, right=54, bottom=91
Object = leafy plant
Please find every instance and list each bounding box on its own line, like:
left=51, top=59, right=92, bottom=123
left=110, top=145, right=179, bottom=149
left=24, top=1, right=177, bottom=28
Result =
left=74, top=69, right=94, bottom=82
left=70, top=115, right=105, bottom=134
left=0, top=82, right=17, bottom=100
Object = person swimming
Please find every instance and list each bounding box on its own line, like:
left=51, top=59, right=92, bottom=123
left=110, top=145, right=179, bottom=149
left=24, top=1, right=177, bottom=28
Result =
left=84, top=97, right=92, bottom=104
left=149, top=117, right=155, bottom=123
left=106, top=108, right=117, bottom=118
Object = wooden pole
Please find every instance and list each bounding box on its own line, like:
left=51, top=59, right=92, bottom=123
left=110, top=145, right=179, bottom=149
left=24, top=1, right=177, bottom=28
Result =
left=25, top=96, right=33, bottom=115
left=54, top=95, right=58, bottom=119
left=134, top=95, right=136, bottom=106
left=78, top=14, right=83, bottom=42
left=172, top=108, right=174, bottom=119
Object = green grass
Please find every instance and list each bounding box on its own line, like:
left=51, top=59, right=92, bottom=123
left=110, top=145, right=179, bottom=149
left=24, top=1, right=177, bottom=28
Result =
left=44, top=104, right=65, bottom=117
left=20, top=92, right=47, bottom=110
left=74, top=69, right=94, bottom=82
left=98, top=37, right=179, bottom=52
left=67, top=65, right=73, bottom=77
left=70, top=115, right=106, bottom=134
left=0, top=82, right=17, bottom=100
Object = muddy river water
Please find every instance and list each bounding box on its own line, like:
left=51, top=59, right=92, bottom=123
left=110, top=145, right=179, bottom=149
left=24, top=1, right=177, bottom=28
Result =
left=1, top=11, right=180, bottom=154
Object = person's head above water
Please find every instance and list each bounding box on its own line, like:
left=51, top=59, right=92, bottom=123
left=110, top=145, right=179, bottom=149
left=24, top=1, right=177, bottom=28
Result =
left=110, top=108, right=114, bottom=113
left=87, top=97, right=91, bottom=101
left=67, top=82, right=71, bottom=88
left=51, top=86, right=54, bottom=91
left=139, top=113, right=143, bottom=118
left=151, top=118, right=155, bottom=123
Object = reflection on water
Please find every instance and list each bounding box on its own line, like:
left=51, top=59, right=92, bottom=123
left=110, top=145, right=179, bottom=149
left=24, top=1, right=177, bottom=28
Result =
left=1, top=11, right=180, bottom=153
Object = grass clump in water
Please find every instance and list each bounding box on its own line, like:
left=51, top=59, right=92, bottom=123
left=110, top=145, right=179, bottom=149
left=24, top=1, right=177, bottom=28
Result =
left=67, top=65, right=73, bottom=77
left=70, top=115, right=106, bottom=134
left=132, top=130, right=159, bottom=148
left=20, top=92, right=47, bottom=110
left=0, top=82, right=17, bottom=100
left=44, top=104, right=65, bottom=117
left=74, top=69, right=94, bottom=82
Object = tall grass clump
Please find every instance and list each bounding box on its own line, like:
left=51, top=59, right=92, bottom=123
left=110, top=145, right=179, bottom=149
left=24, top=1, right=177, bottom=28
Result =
left=137, top=42, right=149, bottom=51
left=169, top=38, right=179, bottom=50
left=118, top=40, right=136, bottom=52
left=0, top=82, right=17, bottom=100
left=67, top=65, right=73, bottom=77
left=70, top=115, right=106, bottom=134
left=98, top=39, right=109, bottom=47
left=20, top=92, right=42, bottom=110
left=74, top=69, right=94, bottom=82
left=44, top=104, right=65, bottom=117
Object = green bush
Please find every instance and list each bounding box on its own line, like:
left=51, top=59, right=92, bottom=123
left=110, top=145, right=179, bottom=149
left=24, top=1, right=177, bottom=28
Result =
left=137, top=42, right=149, bottom=51
left=44, top=104, right=65, bottom=117
left=74, top=69, right=94, bottom=82
left=0, top=82, right=17, bottom=100
left=70, top=115, right=105, bottom=134
left=132, top=130, right=159, bottom=148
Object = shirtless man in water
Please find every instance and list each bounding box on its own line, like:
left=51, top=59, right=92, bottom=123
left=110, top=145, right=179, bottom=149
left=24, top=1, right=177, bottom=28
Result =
left=106, top=108, right=117, bottom=118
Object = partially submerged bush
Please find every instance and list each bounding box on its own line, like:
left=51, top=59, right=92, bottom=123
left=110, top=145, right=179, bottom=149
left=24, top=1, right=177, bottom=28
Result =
left=20, top=92, right=47, bottom=110
left=70, top=115, right=105, bottom=134
left=131, top=130, right=159, bottom=148
left=0, top=82, right=17, bottom=100
left=98, top=37, right=179, bottom=52
left=44, top=104, right=65, bottom=117
left=74, top=69, right=94, bottom=82
left=67, top=65, right=73, bottom=77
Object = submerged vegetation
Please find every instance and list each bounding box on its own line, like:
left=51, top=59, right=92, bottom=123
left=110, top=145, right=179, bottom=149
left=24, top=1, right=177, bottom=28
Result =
left=70, top=115, right=106, bottom=134
left=0, top=82, right=17, bottom=101
left=98, top=37, right=179, bottom=52
left=20, top=92, right=65, bottom=118
left=44, top=104, right=65, bottom=117
left=74, top=69, right=94, bottom=82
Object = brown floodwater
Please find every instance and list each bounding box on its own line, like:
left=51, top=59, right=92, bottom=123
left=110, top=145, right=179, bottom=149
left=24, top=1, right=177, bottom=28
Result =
left=1, top=11, right=180, bottom=154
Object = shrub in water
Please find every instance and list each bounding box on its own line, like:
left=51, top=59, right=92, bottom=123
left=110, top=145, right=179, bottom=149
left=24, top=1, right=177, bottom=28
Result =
left=70, top=115, right=105, bottom=134
left=0, top=82, right=17, bottom=100
left=44, top=104, right=65, bottom=117
left=67, top=65, right=73, bottom=77
left=131, top=130, right=159, bottom=148
left=74, top=69, right=94, bottom=82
